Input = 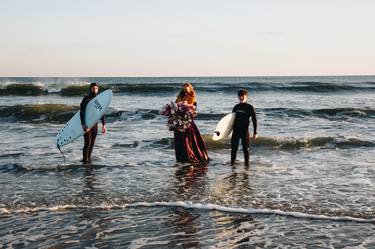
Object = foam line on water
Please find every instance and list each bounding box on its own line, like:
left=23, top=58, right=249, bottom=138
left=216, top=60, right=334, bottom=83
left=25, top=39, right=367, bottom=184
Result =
left=129, top=202, right=375, bottom=223
left=1, top=202, right=375, bottom=223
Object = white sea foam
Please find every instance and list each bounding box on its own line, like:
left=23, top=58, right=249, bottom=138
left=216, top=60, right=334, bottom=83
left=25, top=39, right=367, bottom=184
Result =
left=32, top=82, right=46, bottom=88
left=2, top=201, right=375, bottom=224
left=0, top=80, right=18, bottom=88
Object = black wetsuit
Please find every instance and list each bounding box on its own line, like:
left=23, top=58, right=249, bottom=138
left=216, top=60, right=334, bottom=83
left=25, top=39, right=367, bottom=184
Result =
left=231, top=102, right=257, bottom=166
left=80, top=94, right=105, bottom=162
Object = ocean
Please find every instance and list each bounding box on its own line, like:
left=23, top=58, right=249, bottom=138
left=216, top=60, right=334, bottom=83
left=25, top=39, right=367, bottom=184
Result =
left=1, top=76, right=375, bottom=248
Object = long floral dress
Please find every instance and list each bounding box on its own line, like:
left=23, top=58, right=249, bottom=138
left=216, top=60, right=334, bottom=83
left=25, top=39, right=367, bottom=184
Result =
left=174, top=101, right=209, bottom=164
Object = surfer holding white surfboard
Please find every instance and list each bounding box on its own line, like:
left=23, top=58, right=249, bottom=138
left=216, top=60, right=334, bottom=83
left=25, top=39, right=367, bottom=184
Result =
left=80, top=82, right=107, bottom=163
left=55, top=84, right=112, bottom=163
left=230, top=89, right=257, bottom=167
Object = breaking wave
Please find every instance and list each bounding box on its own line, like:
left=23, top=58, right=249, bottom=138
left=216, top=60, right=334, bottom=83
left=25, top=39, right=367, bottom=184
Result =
left=0, top=83, right=48, bottom=96
left=2, top=80, right=375, bottom=96
left=0, top=104, right=79, bottom=122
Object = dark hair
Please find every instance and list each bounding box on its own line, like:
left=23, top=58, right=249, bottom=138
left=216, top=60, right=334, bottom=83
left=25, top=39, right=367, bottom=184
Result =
left=237, top=89, right=248, bottom=96
left=90, top=82, right=99, bottom=88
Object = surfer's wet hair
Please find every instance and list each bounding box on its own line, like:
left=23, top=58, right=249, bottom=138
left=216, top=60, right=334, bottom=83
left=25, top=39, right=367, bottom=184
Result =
left=90, top=82, right=99, bottom=88
left=88, top=82, right=100, bottom=96
left=237, top=89, right=248, bottom=96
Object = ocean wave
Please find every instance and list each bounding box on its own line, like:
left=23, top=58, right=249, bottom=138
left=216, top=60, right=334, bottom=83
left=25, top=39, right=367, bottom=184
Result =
left=0, top=104, right=131, bottom=123
left=0, top=163, right=28, bottom=174
left=0, top=105, right=161, bottom=123
left=0, top=83, right=48, bottom=96
left=1, top=104, right=374, bottom=124
left=146, top=135, right=375, bottom=150
left=108, top=110, right=225, bottom=121
left=1, top=201, right=374, bottom=223
left=54, top=82, right=375, bottom=94
left=0, top=104, right=225, bottom=123
left=110, top=82, right=375, bottom=94
left=2, top=81, right=375, bottom=96
left=0, top=162, right=130, bottom=174
left=110, top=84, right=180, bottom=93
left=269, top=81, right=375, bottom=92
left=0, top=104, right=79, bottom=122
left=60, top=84, right=109, bottom=96
left=200, top=135, right=374, bottom=150
left=265, top=107, right=375, bottom=119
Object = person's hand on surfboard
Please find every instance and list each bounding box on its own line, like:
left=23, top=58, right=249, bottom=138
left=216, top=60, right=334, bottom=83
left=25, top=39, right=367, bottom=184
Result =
left=82, top=125, right=89, bottom=132
left=102, top=125, right=107, bottom=134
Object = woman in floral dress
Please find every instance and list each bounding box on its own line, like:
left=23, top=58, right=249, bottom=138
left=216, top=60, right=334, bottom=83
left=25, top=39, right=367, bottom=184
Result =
left=173, top=82, right=209, bottom=164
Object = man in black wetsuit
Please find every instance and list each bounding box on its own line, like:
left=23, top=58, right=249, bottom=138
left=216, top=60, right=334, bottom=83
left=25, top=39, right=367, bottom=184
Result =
left=231, top=89, right=257, bottom=167
left=80, top=82, right=106, bottom=162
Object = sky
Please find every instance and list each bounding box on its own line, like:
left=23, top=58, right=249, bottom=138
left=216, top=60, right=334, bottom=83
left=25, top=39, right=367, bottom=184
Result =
left=0, top=0, right=374, bottom=77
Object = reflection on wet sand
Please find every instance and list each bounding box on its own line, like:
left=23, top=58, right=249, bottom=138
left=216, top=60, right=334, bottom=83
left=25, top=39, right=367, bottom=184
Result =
left=162, top=163, right=210, bottom=248
left=175, top=163, right=209, bottom=198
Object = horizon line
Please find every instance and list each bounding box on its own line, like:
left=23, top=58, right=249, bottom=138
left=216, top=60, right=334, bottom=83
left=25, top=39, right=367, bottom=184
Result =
left=0, top=74, right=374, bottom=78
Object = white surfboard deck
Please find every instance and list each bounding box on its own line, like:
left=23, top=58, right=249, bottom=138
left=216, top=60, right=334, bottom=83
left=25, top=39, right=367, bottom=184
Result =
left=212, top=113, right=236, bottom=141
left=56, top=89, right=113, bottom=149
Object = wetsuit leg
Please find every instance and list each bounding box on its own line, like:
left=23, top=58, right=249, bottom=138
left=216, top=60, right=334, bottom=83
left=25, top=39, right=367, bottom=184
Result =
left=231, top=131, right=240, bottom=165
left=83, top=130, right=92, bottom=162
left=241, top=131, right=250, bottom=167
left=88, top=124, right=98, bottom=161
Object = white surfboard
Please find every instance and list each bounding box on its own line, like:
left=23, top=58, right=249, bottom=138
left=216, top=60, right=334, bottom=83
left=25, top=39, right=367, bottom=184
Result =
left=56, top=89, right=113, bottom=149
left=212, top=113, right=236, bottom=141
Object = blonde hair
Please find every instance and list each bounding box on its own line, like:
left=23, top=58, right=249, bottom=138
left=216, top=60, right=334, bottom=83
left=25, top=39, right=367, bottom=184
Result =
left=176, top=82, right=197, bottom=105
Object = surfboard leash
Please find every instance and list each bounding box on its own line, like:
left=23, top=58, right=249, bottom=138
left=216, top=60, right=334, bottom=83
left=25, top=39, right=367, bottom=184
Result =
left=57, top=143, right=66, bottom=163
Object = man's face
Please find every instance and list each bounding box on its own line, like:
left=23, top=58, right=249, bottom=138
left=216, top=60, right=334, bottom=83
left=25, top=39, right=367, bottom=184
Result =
left=91, top=86, right=99, bottom=95
left=238, top=94, right=247, bottom=103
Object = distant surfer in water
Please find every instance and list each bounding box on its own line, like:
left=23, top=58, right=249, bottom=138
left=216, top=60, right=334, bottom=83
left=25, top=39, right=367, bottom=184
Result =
left=231, top=89, right=257, bottom=167
left=80, top=82, right=106, bottom=163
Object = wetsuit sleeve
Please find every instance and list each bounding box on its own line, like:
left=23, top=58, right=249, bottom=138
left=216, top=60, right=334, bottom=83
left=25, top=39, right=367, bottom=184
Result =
left=232, top=105, right=237, bottom=113
left=101, top=115, right=106, bottom=126
left=80, top=96, right=89, bottom=126
left=251, top=106, right=257, bottom=134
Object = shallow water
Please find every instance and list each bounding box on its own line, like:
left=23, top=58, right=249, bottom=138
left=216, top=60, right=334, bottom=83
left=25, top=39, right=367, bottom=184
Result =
left=1, top=76, right=375, bottom=248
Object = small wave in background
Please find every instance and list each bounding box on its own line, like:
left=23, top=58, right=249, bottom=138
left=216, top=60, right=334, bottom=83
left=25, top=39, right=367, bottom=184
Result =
left=1, top=104, right=374, bottom=124
left=2, top=76, right=375, bottom=96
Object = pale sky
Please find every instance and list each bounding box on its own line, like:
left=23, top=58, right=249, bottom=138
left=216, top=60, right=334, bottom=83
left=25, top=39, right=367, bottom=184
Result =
left=0, top=0, right=374, bottom=77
